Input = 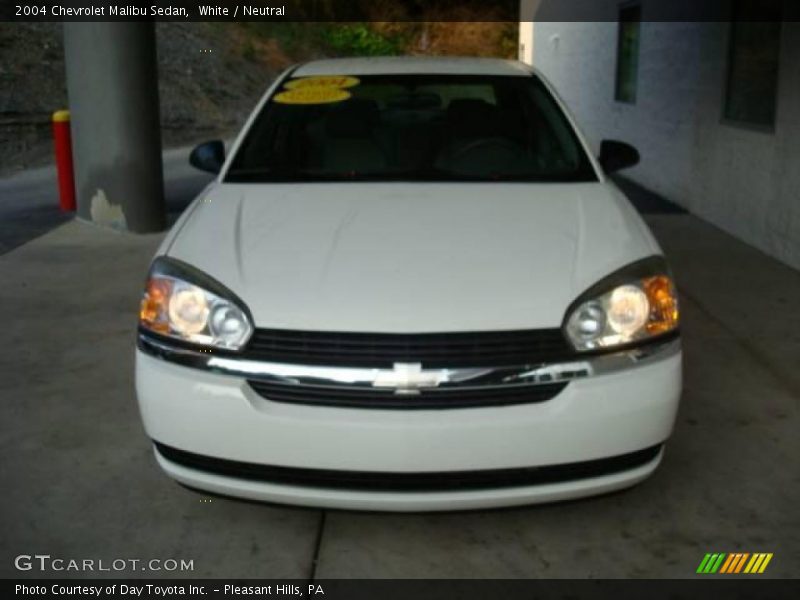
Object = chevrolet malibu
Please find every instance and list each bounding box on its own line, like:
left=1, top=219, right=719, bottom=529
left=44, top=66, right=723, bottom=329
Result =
left=136, top=57, right=681, bottom=511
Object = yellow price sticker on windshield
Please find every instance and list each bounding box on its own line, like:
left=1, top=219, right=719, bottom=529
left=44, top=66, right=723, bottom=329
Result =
left=284, top=76, right=360, bottom=90
left=273, top=86, right=352, bottom=105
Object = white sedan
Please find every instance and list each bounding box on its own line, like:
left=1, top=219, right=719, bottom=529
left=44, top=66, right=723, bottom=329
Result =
left=136, top=57, right=681, bottom=511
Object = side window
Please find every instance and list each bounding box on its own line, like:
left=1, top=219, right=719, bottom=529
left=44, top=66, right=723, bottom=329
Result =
left=723, top=1, right=782, bottom=129
left=615, top=4, right=641, bottom=104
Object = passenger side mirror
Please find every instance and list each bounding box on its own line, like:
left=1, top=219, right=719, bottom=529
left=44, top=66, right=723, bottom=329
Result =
left=189, top=140, right=225, bottom=174
left=598, top=140, right=639, bottom=173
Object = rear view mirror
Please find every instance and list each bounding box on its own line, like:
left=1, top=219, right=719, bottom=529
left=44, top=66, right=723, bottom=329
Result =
left=189, top=140, right=225, bottom=174
left=598, top=140, right=639, bottom=173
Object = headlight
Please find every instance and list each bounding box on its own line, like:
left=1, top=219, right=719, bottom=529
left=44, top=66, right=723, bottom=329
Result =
left=564, top=256, right=679, bottom=351
left=139, top=257, right=253, bottom=350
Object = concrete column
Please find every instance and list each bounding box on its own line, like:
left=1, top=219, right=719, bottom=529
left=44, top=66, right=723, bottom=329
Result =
left=518, top=0, right=538, bottom=65
left=519, top=20, right=534, bottom=65
left=63, top=22, right=165, bottom=232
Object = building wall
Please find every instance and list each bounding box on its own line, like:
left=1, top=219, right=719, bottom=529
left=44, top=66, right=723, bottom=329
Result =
left=690, top=22, right=800, bottom=269
left=520, top=13, right=800, bottom=270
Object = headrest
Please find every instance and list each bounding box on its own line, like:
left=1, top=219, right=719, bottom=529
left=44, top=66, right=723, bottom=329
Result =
left=325, top=99, right=379, bottom=138
left=446, top=99, right=497, bottom=123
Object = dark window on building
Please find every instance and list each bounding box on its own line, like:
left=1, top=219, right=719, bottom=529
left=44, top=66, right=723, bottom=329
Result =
left=723, top=1, right=782, bottom=128
left=615, top=4, right=641, bottom=103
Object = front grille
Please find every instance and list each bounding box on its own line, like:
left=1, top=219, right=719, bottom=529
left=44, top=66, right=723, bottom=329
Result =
left=247, top=380, right=568, bottom=409
left=155, top=442, right=663, bottom=492
left=242, top=328, right=573, bottom=368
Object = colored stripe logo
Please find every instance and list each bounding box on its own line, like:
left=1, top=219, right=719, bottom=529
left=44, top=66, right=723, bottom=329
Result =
left=696, top=553, right=773, bottom=574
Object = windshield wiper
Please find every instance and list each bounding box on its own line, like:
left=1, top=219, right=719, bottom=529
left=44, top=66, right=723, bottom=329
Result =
left=224, top=167, right=593, bottom=183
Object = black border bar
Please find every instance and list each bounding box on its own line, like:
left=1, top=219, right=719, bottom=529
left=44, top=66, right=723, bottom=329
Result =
left=3, top=0, right=800, bottom=22
left=5, top=579, right=800, bottom=599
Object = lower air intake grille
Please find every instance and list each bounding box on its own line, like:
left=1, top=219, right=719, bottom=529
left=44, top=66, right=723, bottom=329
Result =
left=155, top=443, right=663, bottom=492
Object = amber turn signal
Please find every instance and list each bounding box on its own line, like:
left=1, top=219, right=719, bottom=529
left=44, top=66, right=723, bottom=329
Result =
left=139, top=278, right=172, bottom=333
left=643, top=275, right=679, bottom=334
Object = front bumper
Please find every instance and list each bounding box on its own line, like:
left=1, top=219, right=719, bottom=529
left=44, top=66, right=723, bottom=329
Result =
left=135, top=338, right=681, bottom=511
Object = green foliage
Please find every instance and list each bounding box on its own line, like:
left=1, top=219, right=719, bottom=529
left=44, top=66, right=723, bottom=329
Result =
left=322, top=24, right=403, bottom=57
left=239, top=20, right=518, bottom=63
left=242, top=40, right=257, bottom=63
left=497, top=26, right=518, bottom=59
left=241, top=22, right=327, bottom=58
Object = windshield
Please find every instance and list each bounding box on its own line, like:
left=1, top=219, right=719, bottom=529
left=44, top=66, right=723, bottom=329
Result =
left=226, top=74, right=597, bottom=183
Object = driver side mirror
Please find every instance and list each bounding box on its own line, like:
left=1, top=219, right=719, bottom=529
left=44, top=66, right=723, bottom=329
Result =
left=598, top=140, right=639, bottom=173
left=189, top=140, right=225, bottom=174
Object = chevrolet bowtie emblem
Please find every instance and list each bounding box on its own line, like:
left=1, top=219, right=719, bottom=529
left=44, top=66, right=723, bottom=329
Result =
left=372, top=362, right=445, bottom=395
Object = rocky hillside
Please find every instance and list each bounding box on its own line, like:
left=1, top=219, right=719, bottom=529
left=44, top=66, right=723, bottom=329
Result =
left=0, top=22, right=280, bottom=174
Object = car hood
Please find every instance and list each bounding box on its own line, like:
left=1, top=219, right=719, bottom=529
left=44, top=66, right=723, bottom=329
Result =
left=165, top=182, right=660, bottom=332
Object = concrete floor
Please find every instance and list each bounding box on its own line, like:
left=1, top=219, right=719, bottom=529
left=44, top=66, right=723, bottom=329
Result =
left=1, top=208, right=798, bottom=578
left=0, top=147, right=213, bottom=255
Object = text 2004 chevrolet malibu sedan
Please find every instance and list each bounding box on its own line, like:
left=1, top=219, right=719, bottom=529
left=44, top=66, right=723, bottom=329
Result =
left=136, top=57, right=681, bottom=511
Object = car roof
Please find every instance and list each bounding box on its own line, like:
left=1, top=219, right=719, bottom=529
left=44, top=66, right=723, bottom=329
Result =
left=293, top=56, right=534, bottom=77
